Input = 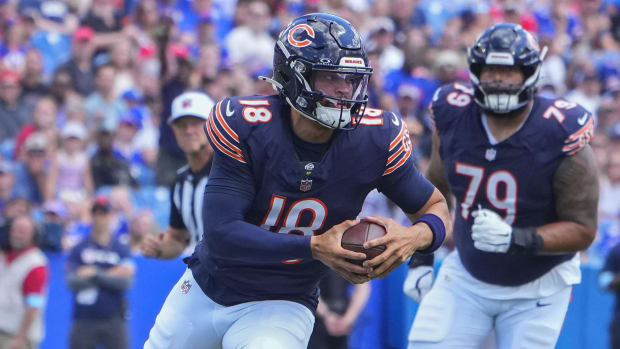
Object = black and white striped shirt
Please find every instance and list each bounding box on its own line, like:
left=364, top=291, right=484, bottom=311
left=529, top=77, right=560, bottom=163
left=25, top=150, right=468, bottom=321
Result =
left=170, top=162, right=211, bottom=254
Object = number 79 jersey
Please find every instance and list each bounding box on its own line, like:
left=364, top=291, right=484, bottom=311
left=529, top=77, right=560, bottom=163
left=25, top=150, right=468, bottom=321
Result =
left=197, top=94, right=433, bottom=310
left=431, top=82, right=594, bottom=286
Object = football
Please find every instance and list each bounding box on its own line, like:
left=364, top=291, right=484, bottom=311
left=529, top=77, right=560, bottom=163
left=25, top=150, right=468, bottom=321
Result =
left=341, top=221, right=387, bottom=265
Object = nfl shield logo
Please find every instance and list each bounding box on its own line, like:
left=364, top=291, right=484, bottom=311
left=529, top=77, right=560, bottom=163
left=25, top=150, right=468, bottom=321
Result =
left=300, top=179, right=312, bottom=192
left=180, top=280, right=192, bottom=294
left=485, top=148, right=497, bottom=161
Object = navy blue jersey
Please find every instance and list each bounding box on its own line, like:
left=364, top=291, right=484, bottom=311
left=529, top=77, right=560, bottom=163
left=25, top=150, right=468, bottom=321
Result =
left=67, top=235, right=133, bottom=319
left=190, top=94, right=435, bottom=311
left=431, top=82, right=594, bottom=286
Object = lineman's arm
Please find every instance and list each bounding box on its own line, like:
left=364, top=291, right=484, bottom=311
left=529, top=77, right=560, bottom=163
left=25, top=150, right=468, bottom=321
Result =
left=141, top=227, right=189, bottom=259
left=424, top=129, right=454, bottom=212
left=537, top=145, right=599, bottom=252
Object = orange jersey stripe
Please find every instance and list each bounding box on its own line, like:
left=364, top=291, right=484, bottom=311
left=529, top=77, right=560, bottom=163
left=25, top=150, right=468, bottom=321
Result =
left=389, top=124, right=406, bottom=151
left=215, top=101, right=240, bottom=142
left=387, top=143, right=406, bottom=165
left=383, top=146, right=411, bottom=175
left=565, top=117, right=594, bottom=142
left=206, top=114, right=246, bottom=163
left=209, top=110, right=243, bottom=155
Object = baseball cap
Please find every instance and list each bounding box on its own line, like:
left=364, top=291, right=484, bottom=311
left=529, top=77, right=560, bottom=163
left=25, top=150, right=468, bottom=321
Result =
left=25, top=133, right=48, bottom=152
left=120, top=108, right=143, bottom=129
left=43, top=200, right=67, bottom=219
left=91, top=196, right=111, bottom=213
left=168, top=91, right=214, bottom=125
left=62, top=122, right=88, bottom=140
left=74, top=26, right=94, bottom=42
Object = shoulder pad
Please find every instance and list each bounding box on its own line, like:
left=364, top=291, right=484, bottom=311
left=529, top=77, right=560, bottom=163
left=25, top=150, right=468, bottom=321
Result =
left=536, top=98, right=594, bottom=156
left=429, top=82, right=476, bottom=132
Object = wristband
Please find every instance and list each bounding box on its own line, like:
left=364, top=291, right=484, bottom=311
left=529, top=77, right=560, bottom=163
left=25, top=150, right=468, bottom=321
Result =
left=413, top=213, right=446, bottom=254
left=508, top=227, right=544, bottom=255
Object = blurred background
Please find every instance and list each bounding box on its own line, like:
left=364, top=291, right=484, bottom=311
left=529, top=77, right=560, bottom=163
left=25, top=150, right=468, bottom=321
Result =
left=0, top=0, right=618, bottom=348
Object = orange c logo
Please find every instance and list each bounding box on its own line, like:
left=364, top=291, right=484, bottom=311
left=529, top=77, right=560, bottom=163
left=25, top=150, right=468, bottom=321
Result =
left=287, top=24, right=315, bottom=47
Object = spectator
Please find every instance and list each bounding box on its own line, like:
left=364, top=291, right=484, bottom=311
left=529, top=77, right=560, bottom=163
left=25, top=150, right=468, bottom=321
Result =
left=60, top=26, right=97, bottom=97
left=13, top=133, right=50, bottom=205
left=39, top=200, right=68, bottom=252
left=14, top=96, right=58, bottom=161
left=20, top=49, right=49, bottom=104
left=308, top=270, right=371, bottom=349
left=85, top=64, right=127, bottom=130
left=224, top=1, right=274, bottom=71
left=599, top=242, right=620, bottom=349
left=0, top=20, right=28, bottom=72
left=45, top=122, right=94, bottom=202
left=110, top=39, right=138, bottom=98
left=48, top=69, right=77, bottom=120
left=90, top=119, right=137, bottom=189
left=0, top=214, right=49, bottom=349
left=600, top=147, right=620, bottom=221
left=155, top=56, right=194, bottom=186
left=0, top=160, right=15, bottom=214
left=1, top=198, right=32, bottom=224
left=0, top=69, right=31, bottom=143
left=66, top=196, right=135, bottom=349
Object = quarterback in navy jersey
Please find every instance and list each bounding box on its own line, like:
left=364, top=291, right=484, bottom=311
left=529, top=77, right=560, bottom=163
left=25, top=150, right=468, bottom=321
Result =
left=407, top=24, right=599, bottom=349
left=145, top=13, right=450, bottom=349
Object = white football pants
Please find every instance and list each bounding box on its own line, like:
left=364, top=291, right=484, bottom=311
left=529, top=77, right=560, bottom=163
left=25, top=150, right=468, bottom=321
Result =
left=144, top=268, right=315, bottom=349
left=408, top=264, right=572, bottom=349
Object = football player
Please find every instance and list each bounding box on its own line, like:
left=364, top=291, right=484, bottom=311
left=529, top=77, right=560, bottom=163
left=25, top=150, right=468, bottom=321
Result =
left=144, top=13, right=451, bottom=349
left=406, top=23, right=599, bottom=349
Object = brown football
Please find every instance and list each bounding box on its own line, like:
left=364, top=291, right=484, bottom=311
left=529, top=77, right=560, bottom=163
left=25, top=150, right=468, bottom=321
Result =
left=341, top=221, right=387, bottom=265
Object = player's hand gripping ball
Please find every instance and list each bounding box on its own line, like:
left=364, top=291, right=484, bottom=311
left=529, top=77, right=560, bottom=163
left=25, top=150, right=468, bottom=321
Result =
left=341, top=220, right=387, bottom=265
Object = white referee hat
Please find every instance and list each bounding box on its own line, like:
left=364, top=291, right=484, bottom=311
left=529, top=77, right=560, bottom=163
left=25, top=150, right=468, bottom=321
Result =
left=168, top=91, right=215, bottom=125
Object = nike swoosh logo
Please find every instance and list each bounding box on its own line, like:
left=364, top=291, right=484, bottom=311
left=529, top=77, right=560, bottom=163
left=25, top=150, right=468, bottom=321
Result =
left=577, top=113, right=588, bottom=126
left=391, top=113, right=399, bottom=126
left=225, top=101, right=234, bottom=117
left=536, top=301, right=552, bottom=307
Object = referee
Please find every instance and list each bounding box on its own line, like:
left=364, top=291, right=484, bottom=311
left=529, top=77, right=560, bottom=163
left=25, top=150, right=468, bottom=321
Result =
left=141, top=91, right=214, bottom=259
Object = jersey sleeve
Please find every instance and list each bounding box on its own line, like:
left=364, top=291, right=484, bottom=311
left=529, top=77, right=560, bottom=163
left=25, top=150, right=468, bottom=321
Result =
left=204, top=97, right=249, bottom=165
left=202, top=150, right=312, bottom=263
left=557, top=102, right=594, bottom=156
left=377, top=111, right=435, bottom=214
left=169, top=180, right=187, bottom=230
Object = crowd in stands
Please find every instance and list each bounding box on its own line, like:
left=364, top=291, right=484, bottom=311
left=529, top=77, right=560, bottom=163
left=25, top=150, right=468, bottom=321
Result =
left=0, top=0, right=618, bottom=264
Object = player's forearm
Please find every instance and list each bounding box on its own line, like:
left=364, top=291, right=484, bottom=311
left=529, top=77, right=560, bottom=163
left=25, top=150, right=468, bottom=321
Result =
left=535, top=221, right=595, bottom=253
left=205, top=220, right=312, bottom=262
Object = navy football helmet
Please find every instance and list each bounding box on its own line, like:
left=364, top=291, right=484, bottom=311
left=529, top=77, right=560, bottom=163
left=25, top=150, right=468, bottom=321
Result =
left=468, top=23, right=547, bottom=115
left=262, top=13, right=372, bottom=129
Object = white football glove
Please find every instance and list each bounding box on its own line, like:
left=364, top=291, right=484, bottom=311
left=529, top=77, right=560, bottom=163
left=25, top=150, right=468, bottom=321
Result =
left=403, top=266, right=434, bottom=303
left=471, top=208, right=512, bottom=253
